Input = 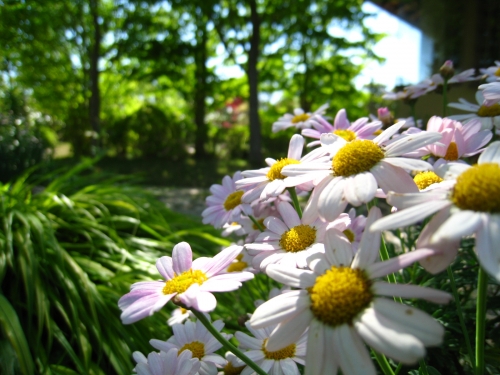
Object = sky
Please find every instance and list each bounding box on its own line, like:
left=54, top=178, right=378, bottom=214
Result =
left=211, top=1, right=431, bottom=92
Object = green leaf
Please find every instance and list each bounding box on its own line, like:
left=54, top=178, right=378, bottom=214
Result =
left=0, top=294, right=35, bottom=375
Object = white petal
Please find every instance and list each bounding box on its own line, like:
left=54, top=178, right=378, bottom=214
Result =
left=372, top=281, right=451, bottom=304
left=371, top=161, right=418, bottom=194
left=264, top=216, right=288, bottom=234
left=476, top=214, right=500, bottom=281
left=172, top=242, right=193, bottom=274
left=373, top=122, right=404, bottom=145
left=384, top=132, right=442, bottom=157
left=278, top=201, right=301, bottom=228
left=352, top=207, right=381, bottom=269
left=431, top=210, right=483, bottom=243
left=266, top=264, right=317, bottom=288
left=267, top=309, right=314, bottom=351
left=324, top=228, right=354, bottom=267
left=479, top=141, right=500, bottom=164
left=367, top=248, right=439, bottom=278
left=250, top=291, right=310, bottom=328
left=343, top=173, right=377, bottom=206
left=370, top=299, right=445, bottom=346
left=355, top=306, right=426, bottom=364
left=305, top=320, right=334, bottom=375
left=370, top=200, right=451, bottom=232
left=288, top=134, right=305, bottom=160
left=318, top=177, right=349, bottom=222
left=387, top=191, right=449, bottom=210
left=383, top=157, right=433, bottom=171
left=334, top=325, right=376, bottom=375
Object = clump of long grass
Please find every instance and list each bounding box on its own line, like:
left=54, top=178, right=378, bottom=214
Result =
left=0, top=159, right=229, bottom=374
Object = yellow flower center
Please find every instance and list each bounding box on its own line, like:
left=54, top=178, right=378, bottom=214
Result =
left=179, top=341, right=205, bottom=359
left=495, top=67, right=500, bottom=77
left=252, top=218, right=265, bottom=230
left=262, top=338, right=296, bottom=360
left=224, top=191, right=244, bottom=211
left=223, top=362, right=245, bottom=375
left=267, top=158, right=300, bottom=181
left=333, top=129, right=356, bottom=142
left=227, top=254, right=248, bottom=272
left=309, top=266, right=373, bottom=327
left=279, top=224, right=317, bottom=253
left=343, top=229, right=355, bottom=243
left=477, top=104, right=500, bottom=117
left=163, top=269, right=208, bottom=295
left=451, top=163, right=500, bottom=213
left=180, top=307, right=188, bottom=314
left=291, top=113, right=311, bottom=124
left=443, top=141, right=459, bottom=161
left=373, top=129, right=383, bottom=136
left=332, top=140, right=384, bottom=177
left=413, top=171, right=444, bottom=190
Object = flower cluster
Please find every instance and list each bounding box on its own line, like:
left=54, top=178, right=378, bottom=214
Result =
left=119, top=60, right=500, bottom=375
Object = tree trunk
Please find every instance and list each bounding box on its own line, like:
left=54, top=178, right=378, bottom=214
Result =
left=194, top=14, right=208, bottom=159
left=247, top=0, right=261, bottom=165
left=89, top=0, right=101, bottom=154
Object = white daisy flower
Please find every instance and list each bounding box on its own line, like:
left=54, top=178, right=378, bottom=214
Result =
left=218, top=352, right=245, bottom=375
left=202, top=172, right=253, bottom=229
left=448, top=91, right=500, bottom=130
left=301, top=109, right=382, bottom=147
left=281, top=122, right=441, bottom=222
left=150, top=318, right=230, bottom=375
left=250, top=207, right=450, bottom=375
left=371, top=141, right=500, bottom=280
left=133, top=348, right=200, bottom=375
left=245, top=201, right=328, bottom=271
left=236, top=134, right=329, bottom=203
left=168, top=307, right=194, bottom=326
left=272, top=103, right=328, bottom=132
left=479, top=60, right=500, bottom=82
left=234, top=320, right=307, bottom=375
left=479, top=81, right=500, bottom=106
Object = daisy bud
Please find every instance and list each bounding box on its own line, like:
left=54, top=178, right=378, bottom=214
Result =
left=377, top=107, right=394, bottom=127
left=440, top=60, right=455, bottom=79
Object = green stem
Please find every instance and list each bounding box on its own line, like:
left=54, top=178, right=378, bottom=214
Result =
left=191, top=309, right=268, bottom=375
left=379, top=236, right=403, bottom=303
left=287, top=187, right=302, bottom=218
left=447, top=266, right=475, bottom=371
left=475, top=267, right=488, bottom=375
left=442, top=79, right=449, bottom=117
left=248, top=214, right=265, bottom=232
left=373, top=350, right=395, bottom=375
left=394, top=363, right=403, bottom=375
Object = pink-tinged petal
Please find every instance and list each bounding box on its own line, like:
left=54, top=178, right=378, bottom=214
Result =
left=288, top=134, right=305, bottom=160
left=324, top=228, right=354, bottom=267
left=463, top=130, right=493, bottom=156
left=251, top=250, right=282, bottom=270
left=305, top=320, right=334, bottom=375
left=266, top=264, right=317, bottom=288
left=383, top=157, right=433, bottom=171
left=367, top=248, right=438, bottom=278
left=250, top=290, right=310, bottom=328
left=172, top=242, right=193, bottom=274
left=202, top=245, right=242, bottom=277
left=343, top=173, right=377, bottom=206
left=202, top=354, right=227, bottom=366
left=387, top=191, right=449, bottom=210
left=264, top=216, right=288, bottom=234
left=371, top=298, right=445, bottom=346
left=373, top=281, right=451, bottom=304
left=373, top=122, right=405, bottom=145
left=431, top=210, right=482, bottom=243
left=355, top=306, right=426, bottom=364
left=200, top=273, right=253, bottom=292
left=179, top=284, right=217, bottom=312
left=334, top=325, right=376, bottom=375
left=156, top=257, right=174, bottom=280
left=370, top=200, right=451, bottom=232
left=318, top=177, right=348, bottom=222
left=371, top=161, right=419, bottom=194
left=245, top=242, right=280, bottom=251
left=120, top=293, right=173, bottom=324
left=384, top=132, right=442, bottom=157
left=241, top=183, right=267, bottom=203
left=278, top=201, right=301, bottom=228
left=261, top=179, right=286, bottom=199
left=191, top=257, right=211, bottom=271
left=352, top=207, right=381, bottom=269
left=118, top=283, right=162, bottom=309
left=476, top=214, right=500, bottom=281
left=334, top=108, right=350, bottom=129
left=267, top=308, right=314, bottom=351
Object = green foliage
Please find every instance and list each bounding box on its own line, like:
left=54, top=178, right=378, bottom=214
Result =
left=0, top=159, right=229, bottom=374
